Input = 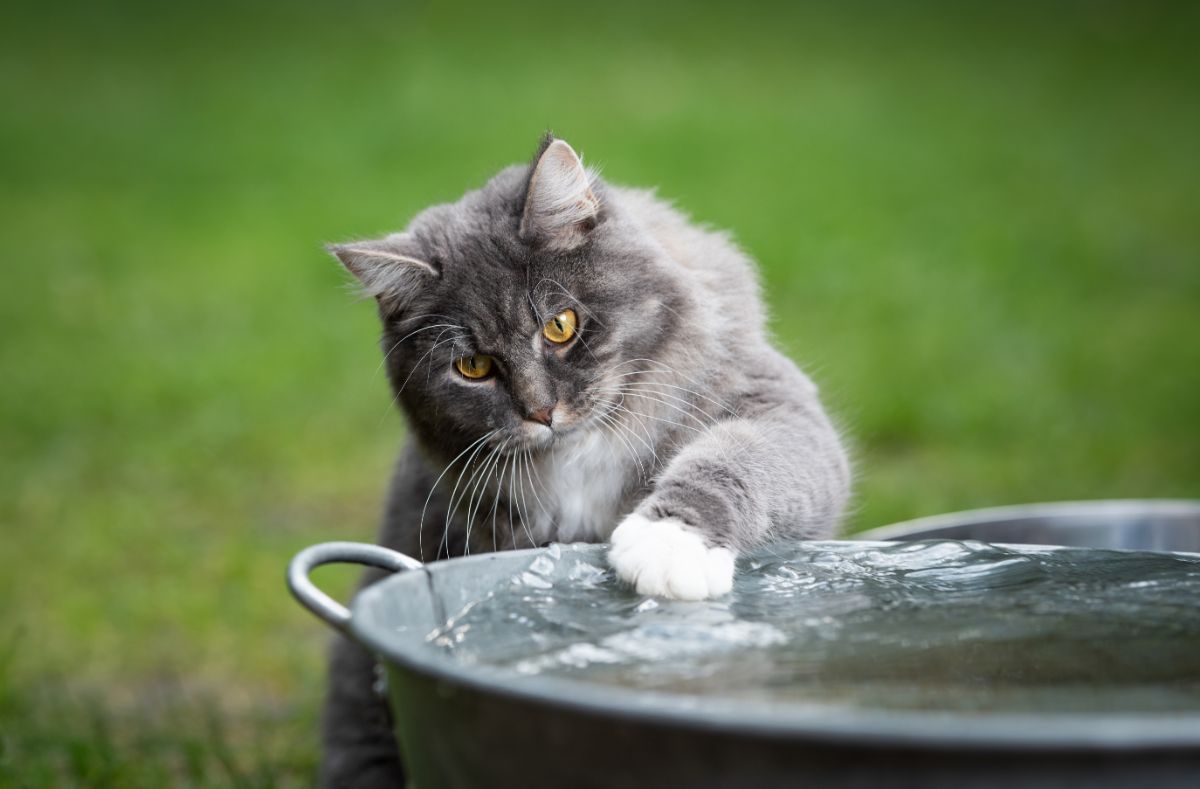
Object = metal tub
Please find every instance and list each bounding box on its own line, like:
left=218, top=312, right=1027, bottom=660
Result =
left=288, top=500, right=1200, bottom=788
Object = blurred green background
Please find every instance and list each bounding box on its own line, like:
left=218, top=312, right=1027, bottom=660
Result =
left=2, top=0, right=1198, bottom=783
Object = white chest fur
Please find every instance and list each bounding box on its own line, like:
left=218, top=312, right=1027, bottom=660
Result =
left=527, top=428, right=633, bottom=544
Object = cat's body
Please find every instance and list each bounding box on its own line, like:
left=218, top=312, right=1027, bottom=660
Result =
left=322, top=137, right=850, bottom=786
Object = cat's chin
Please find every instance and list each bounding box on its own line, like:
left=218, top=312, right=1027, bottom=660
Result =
left=504, top=425, right=556, bottom=454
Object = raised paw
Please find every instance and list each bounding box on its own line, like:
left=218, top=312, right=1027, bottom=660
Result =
left=608, top=514, right=735, bottom=601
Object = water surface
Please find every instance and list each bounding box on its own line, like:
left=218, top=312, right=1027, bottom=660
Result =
left=427, top=540, right=1200, bottom=714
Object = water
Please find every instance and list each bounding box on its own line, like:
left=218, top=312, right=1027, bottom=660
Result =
left=427, top=540, right=1200, bottom=714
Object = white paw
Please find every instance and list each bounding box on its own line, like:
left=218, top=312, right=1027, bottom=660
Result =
left=608, top=514, right=735, bottom=601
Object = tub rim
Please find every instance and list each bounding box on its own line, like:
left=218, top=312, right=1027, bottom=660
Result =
left=855, top=498, right=1200, bottom=545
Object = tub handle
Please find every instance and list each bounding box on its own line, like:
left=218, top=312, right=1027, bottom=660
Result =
left=287, top=541, right=423, bottom=636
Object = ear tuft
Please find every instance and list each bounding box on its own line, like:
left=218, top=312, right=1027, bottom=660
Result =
left=520, top=137, right=601, bottom=251
left=327, top=234, right=438, bottom=311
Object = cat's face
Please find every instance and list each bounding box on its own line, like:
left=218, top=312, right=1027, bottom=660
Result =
left=332, top=137, right=685, bottom=456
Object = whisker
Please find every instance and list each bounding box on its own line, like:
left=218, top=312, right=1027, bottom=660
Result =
left=571, top=327, right=601, bottom=364
left=396, top=312, right=459, bottom=326
left=608, top=379, right=738, bottom=418
left=605, top=399, right=707, bottom=436
left=378, top=331, right=463, bottom=429
left=594, top=395, right=655, bottom=459
left=525, top=289, right=544, bottom=325
left=419, top=430, right=494, bottom=562
left=604, top=402, right=661, bottom=468
left=595, top=409, right=647, bottom=479
left=605, top=358, right=738, bottom=414
left=493, top=447, right=514, bottom=552
left=516, top=450, right=539, bottom=548
left=440, top=432, right=496, bottom=559
left=396, top=331, right=462, bottom=395
left=464, top=440, right=507, bottom=555
left=375, top=323, right=463, bottom=376
left=609, top=378, right=720, bottom=422
left=459, top=439, right=504, bottom=543
left=505, top=449, right=518, bottom=551
left=459, top=445, right=494, bottom=557
left=597, top=387, right=711, bottom=430
left=522, top=450, right=553, bottom=540
left=531, top=278, right=607, bottom=328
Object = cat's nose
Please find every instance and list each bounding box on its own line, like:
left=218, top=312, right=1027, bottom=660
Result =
left=526, top=403, right=556, bottom=427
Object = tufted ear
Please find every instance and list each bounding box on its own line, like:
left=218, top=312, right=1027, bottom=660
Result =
left=327, top=233, right=438, bottom=312
left=519, top=135, right=601, bottom=252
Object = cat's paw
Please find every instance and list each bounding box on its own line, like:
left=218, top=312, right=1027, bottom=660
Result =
left=608, top=514, right=735, bottom=601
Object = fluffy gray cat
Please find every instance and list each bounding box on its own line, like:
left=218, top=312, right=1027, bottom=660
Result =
left=322, top=135, right=850, bottom=785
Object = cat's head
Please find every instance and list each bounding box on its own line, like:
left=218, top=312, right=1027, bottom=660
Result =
left=331, top=135, right=688, bottom=455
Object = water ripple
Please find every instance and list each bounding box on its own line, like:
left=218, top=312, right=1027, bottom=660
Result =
left=426, top=539, right=1200, bottom=713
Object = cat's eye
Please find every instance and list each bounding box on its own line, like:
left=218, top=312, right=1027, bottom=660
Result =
left=542, top=309, right=578, bottom=344
left=454, top=354, right=494, bottom=380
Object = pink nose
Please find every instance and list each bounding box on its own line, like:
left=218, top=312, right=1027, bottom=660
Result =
left=527, top=404, right=555, bottom=427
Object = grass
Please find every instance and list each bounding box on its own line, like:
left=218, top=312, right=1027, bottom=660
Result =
left=2, top=0, right=1198, bottom=783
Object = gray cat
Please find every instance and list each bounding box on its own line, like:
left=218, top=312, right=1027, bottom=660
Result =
left=322, top=135, right=850, bottom=785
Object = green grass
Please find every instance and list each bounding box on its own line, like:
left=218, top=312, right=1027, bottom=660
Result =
left=2, top=0, right=1198, bottom=783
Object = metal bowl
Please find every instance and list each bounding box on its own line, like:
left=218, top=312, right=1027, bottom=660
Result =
left=288, top=500, right=1200, bottom=788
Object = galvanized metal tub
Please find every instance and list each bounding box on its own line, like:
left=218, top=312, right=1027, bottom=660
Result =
left=288, top=500, right=1200, bottom=788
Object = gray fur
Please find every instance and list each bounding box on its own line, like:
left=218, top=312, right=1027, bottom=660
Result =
left=322, top=136, right=850, bottom=785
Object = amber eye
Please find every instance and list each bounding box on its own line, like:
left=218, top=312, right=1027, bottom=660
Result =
left=542, top=309, right=578, bottom=344
left=454, top=354, right=494, bottom=380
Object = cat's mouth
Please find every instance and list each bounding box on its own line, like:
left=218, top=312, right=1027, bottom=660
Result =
left=507, top=423, right=555, bottom=453
left=499, top=400, right=602, bottom=454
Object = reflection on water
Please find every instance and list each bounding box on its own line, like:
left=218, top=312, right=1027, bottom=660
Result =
left=427, top=540, right=1200, bottom=713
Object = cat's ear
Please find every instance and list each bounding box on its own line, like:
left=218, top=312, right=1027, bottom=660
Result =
left=327, top=234, right=438, bottom=312
left=520, top=135, right=602, bottom=252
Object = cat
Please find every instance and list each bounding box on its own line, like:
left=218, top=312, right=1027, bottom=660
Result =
left=321, top=134, right=850, bottom=786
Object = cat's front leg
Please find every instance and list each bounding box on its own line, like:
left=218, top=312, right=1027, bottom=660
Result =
left=609, top=412, right=848, bottom=600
